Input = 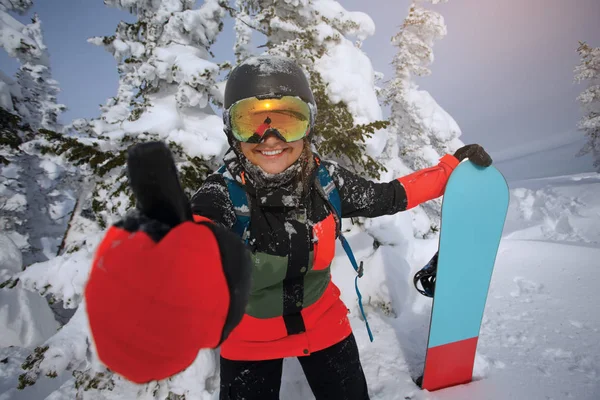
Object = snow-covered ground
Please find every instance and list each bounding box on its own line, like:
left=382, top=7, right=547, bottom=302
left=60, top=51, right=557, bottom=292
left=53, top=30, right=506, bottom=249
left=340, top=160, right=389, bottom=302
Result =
left=1, top=147, right=599, bottom=399
left=492, top=133, right=595, bottom=182
left=349, top=152, right=598, bottom=399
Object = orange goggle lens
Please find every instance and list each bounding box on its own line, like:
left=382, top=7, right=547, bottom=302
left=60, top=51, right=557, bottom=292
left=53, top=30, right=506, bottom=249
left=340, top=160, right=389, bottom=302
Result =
left=228, top=96, right=311, bottom=143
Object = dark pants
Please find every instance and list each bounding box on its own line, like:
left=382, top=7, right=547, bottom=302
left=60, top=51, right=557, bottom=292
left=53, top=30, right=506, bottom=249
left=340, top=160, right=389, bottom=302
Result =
left=219, top=333, right=369, bottom=400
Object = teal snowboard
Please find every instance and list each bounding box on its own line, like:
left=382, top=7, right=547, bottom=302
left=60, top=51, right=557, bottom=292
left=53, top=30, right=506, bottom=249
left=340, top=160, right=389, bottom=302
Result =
left=418, top=161, right=509, bottom=391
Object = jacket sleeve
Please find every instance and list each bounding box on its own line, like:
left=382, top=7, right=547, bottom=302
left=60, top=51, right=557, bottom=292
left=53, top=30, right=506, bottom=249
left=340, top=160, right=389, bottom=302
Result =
left=325, top=154, right=460, bottom=219
left=190, top=173, right=236, bottom=229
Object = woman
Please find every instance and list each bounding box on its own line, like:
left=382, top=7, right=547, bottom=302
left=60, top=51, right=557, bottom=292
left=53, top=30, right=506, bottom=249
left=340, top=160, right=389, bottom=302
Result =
left=85, top=56, right=492, bottom=399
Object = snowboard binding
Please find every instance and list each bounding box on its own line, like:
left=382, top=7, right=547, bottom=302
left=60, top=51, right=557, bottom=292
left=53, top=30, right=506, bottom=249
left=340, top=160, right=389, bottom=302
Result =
left=413, top=251, right=438, bottom=298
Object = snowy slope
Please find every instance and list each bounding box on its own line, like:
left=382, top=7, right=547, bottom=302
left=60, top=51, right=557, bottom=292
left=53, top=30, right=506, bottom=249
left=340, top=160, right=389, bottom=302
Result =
left=492, top=134, right=595, bottom=182
left=341, top=171, right=599, bottom=400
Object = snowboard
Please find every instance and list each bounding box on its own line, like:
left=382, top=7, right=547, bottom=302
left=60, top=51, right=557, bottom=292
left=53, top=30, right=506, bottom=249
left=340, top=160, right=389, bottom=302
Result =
left=419, top=160, right=509, bottom=391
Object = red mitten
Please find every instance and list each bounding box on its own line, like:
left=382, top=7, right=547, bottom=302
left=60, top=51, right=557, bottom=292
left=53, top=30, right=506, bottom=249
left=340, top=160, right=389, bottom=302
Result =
left=85, top=220, right=251, bottom=383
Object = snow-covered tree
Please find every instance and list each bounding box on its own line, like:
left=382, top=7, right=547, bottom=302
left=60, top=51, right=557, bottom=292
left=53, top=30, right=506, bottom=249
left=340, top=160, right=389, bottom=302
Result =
left=0, top=3, right=74, bottom=269
left=383, top=0, right=464, bottom=235
left=229, top=0, right=389, bottom=178
left=1, top=4, right=84, bottom=398
left=15, top=14, right=65, bottom=130
left=574, top=41, right=600, bottom=171
left=61, top=0, right=230, bottom=229
left=7, top=1, right=231, bottom=398
left=0, top=6, right=65, bottom=130
left=0, top=0, right=32, bottom=14
left=232, top=0, right=252, bottom=63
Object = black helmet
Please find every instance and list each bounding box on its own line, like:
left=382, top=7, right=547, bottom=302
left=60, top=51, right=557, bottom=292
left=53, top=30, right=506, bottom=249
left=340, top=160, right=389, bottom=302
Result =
left=224, top=56, right=316, bottom=110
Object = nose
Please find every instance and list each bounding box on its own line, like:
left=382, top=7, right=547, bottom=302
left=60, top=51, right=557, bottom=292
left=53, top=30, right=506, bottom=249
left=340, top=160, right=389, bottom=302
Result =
left=260, top=131, right=286, bottom=145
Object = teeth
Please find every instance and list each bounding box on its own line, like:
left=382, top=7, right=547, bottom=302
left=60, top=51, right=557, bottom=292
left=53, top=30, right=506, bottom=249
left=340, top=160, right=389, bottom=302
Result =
left=261, top=149, right=284, bottom=156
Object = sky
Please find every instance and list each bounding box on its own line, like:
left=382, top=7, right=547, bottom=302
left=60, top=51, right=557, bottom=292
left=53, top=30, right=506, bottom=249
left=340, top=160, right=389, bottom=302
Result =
left=1, top=0, right=599, bottom=156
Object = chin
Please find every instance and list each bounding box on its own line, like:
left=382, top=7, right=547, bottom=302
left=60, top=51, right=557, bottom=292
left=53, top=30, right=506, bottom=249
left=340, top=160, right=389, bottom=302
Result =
left=261, top=163, right=289, bottom=174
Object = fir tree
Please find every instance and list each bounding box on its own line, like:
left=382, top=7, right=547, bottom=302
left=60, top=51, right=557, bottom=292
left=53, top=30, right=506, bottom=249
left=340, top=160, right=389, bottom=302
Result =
left=229, top=0, right=389, bottom=178
left=0, top=6, right=65, bottom=130
left=383, top=0, right=464, bottom=235
left=74, top=0, right=230, bottom=228
left=233, top=0, right=253, bottom=63
left=0, top=0, right=32, bottom=14
left=0, top=3, right=73, bottom=267
left=574, top=41, right=600, bottom=171
left=0, top=0, right=80, bottom=356
left=8, top=1, right=231, bottom=398
left=15, top=14, right=66, bottom=130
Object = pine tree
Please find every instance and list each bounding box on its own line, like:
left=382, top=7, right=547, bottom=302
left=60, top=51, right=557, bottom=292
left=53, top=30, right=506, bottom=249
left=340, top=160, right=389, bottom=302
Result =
left=233, top=0, right=253, bottom=63
left=1, top=0, right=81, bottom=382
left=0, top=0, right=32, bottom=14
left=229, top=0, right=389, bottom=178
left=71, top=0, right=230, bottom=228
left=1, top=3, right=73, bottom=267
left=15, top=14, right=66, bottom=130
left=0, top=6, right=66, bottom=130
left=383, top=0, right=463, bottom=235
left=574, top=41, right=600, bottom=171
left=8, top=1, right=231, bottom=398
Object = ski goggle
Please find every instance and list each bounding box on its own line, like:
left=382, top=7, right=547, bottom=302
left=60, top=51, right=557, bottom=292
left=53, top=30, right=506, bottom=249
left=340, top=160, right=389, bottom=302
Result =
left=224, top=96, right=313, bottom=143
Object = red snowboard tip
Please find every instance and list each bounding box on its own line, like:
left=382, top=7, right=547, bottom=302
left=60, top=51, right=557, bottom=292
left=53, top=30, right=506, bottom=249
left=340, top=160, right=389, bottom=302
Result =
left=422, top=336, right=479, bottom=391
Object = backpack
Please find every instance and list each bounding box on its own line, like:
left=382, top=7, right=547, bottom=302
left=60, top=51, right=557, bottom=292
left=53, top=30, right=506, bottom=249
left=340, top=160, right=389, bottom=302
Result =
left=217, top=161, right=374, bottom=342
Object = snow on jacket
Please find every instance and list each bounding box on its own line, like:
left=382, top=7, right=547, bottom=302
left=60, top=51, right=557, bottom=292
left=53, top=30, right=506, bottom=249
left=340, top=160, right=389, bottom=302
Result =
left=191, top=153, right=460, bottom=361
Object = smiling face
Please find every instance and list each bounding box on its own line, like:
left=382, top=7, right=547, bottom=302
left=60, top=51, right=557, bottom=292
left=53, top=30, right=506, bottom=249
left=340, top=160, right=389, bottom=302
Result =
left=240, top=135, right=304, bottom=174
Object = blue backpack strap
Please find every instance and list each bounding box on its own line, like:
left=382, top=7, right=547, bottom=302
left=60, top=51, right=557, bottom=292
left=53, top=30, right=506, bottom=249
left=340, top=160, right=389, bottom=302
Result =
left=316, top=162, right=374, bottom=342
left=217, top=166, right=251, bottom=242
left=316, top=164, right=342, bottom=217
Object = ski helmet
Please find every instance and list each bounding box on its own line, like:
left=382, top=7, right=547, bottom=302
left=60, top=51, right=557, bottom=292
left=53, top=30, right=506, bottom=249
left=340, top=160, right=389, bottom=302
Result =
left=224, top=56, right=316, bottom=110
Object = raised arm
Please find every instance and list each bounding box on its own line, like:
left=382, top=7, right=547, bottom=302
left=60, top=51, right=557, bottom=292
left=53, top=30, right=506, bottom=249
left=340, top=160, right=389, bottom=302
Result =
left=325, top=154, right=460, bottom=219
left=85, top=143, right=251, bottom=384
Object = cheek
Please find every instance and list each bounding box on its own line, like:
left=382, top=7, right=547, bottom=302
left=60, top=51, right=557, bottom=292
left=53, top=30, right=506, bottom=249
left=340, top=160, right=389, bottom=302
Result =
left=289, top=142, right=304, bottom=160
left=240, top=143, right=255, bottom=159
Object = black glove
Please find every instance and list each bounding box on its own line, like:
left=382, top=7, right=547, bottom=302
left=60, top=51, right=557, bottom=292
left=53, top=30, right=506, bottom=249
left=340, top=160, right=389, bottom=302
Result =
left=121, top=141, right=193, bottom=241
left=453, top=144, right=492, bottom=167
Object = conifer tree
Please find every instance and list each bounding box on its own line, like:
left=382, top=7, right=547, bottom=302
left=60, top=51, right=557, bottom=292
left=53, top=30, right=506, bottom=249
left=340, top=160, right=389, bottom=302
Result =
left=7, top=1, right=231, bottom=398
left=1, top=4, right=65, bottom=130
left=1, top=3, right=73, bottom=266
left=574, top=41, right=600, bottom=171
left=383, top=0, right=463, bottom=234
left=0, top=0, right=32, bottom=14
left=15, top=14, right=66, bottom=130
left=230, top=0, right=389, bottom=178
left=0, top=0, right=81, bottom=381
